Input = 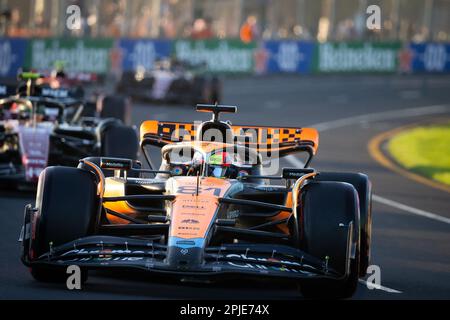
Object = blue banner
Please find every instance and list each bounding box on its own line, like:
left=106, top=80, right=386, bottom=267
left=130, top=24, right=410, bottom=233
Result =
left=0, top=38, right=27, bottom=78
left=119, top=39, right=171, bottom=72
left=409, top=43, right=450, bottom=73
left=262, top=41, right=314, bottom=74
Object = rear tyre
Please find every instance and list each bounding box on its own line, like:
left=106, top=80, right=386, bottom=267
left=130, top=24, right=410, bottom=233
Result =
left=209, top=76, right=221, bottom=103
left=101, top=124, right=138, bottom=160
left=99, top=95, right=132, bottom=125
left=316, top=172, right=372, bottom=276
left=30, top=167, right=98, bottom=282
left=297, top=181, right=360, bottom=299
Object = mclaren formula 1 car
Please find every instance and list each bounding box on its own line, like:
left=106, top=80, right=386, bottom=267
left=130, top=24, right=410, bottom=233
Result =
left=20, top=104, right=372, bottom=299
left=116, top=59, right=221, bottom=104
left=0, top=73, right=138, bottom=187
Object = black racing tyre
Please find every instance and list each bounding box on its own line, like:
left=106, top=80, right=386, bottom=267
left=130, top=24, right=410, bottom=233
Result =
left=209, top=76, right=221, bottom=103
left=100, top=95, right=131, bottom=125
left=316, top=172, right=372, bottom=277
left=116, top=71, right=136, bottom=94
left=101, top=124, right=138, bottom=160
left=72, top=85, right=85, bottom=99
left=30, top=166, right=98, bottom=282
left=167, top=78, right=191, bottom=104
left=81, top=101, right=97, bottom=118
left=298, top=181, right=360, bottom=299
left=191, top=76, right=208, bottom=104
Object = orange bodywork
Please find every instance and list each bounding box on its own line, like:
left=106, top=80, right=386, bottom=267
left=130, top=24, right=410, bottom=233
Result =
left=140, top=120, right=319, bottom=155
left=103, top=174, right=295, bottom=238
left=168, top=177, right=230, bottom=239
left=103, top=176, right=233, bottom=239
left=103, top=177, right=140, bottom=224
left=103, top=120, right=319, bottom=239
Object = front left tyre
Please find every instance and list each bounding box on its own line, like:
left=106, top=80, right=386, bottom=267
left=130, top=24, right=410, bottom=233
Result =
left=28, top=166, right=98, bottom=282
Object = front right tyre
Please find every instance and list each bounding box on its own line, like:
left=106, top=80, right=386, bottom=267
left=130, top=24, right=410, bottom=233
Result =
left=297, top=181, right=361, bottom=299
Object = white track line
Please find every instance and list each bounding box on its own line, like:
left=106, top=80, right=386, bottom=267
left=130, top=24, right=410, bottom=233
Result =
left=285, top=149, right=448, bottom=224
left=309, top=104, right=450, bottom=132
left=358, top=279, right=402, bottom=293
left=285, top=153, right=450, bottom=226
left=285, top=104, right=450, bottom=226
left=372, top=195, right=450, bottom=225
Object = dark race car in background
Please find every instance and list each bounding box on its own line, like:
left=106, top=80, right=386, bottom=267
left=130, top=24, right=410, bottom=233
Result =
left=116, top=59, right=222, bottom=104
left=1, top=68, right=133, bottom=125
left=0, top=73, right=138, bottom=188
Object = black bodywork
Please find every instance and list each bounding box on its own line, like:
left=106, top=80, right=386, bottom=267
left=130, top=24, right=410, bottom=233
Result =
left=20, top=170, right=351, bottom=282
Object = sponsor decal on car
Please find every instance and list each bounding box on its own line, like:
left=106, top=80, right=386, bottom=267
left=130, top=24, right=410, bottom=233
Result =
left=226, top=260, right=307, bottom=274
left=181, top=219, right=200, bottom=224
left=225, top=253, right=302, bottom=267
left=41, top=88, right=69, bottom=98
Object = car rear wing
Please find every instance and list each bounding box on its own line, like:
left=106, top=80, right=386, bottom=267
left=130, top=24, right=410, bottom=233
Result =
left=140, top=120, right=319, bottom=158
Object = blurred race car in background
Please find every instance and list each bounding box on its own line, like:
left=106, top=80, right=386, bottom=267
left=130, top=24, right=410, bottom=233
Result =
left=0, top=72, right=138, bottom=188
left=1, top=63, right=132, bottom=125
left=116, top=58, right=222, bottom=104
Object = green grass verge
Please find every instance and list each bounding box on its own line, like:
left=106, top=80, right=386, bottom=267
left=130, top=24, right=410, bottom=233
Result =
left=387, top=122, right=450, bottom=186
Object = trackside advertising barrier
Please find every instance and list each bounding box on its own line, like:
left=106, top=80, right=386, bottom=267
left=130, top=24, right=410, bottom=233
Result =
left=25, top=38, right=114, bottom=74
left=0, top=38, right=27, bottom=78
left=262, top=41, right=315, bottom=74
left=409, top=43, right=450, bottom=73
left=119, top=39, right=172, bottom=72
left=315, top=42, right=401, bottom=73
left=1, top=38, right=450, bottom=77
left=174, top=39, right=256, bottom=73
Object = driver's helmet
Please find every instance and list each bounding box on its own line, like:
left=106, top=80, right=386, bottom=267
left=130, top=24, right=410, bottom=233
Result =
left=11, top=101, right=49, bottom=121
left=52, top=60, right=66, bottom=79
left=207, top=151, right=232, bottom=178
left=10, top=101, right=31, bottom=120
left=185, top=151, right=204, bottom=176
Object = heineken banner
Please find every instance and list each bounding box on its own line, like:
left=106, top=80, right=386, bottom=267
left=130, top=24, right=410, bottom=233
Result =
left=0, top=38, right=27, bottom=78
left=26, top=38, right=114, bottom=74
left=2, top=37, right=450, bottom=78
left=119, top=39, right=171, bottom=72
left=409, top=43, right=450, bottom=73
left=262, top=41, right=315, bottom=74
left=174, top=39, right=256, bottom=73
left=316, top=42, right=401, bottom=73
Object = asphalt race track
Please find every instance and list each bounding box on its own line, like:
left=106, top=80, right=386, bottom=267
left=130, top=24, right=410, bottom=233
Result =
left=1, top=75, right=449, bottom=299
